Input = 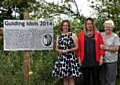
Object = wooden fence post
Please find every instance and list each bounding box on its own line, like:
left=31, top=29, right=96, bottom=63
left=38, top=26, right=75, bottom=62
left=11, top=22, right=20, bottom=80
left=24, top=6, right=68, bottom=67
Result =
left=23, top=11, right=31, bottom=85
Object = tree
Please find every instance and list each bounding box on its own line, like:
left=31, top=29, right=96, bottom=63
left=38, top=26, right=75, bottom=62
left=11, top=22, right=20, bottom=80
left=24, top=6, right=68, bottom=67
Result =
left=30, top=0, right=86, bottom=23
left=90, top=0, right=120, bottom=33
left=0, top=0, right=36, bottom=27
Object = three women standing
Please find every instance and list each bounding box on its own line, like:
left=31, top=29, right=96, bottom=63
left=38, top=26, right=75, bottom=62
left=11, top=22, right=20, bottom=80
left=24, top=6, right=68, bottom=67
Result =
left=52, top=18, right=119, bottom=85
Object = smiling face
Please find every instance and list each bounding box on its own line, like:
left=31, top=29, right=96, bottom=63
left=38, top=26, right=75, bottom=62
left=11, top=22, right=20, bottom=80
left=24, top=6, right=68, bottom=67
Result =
left=61, top=20, right=70, bottom=33
left=104, top=23, right=113, bottom=34
left=86, top=20, right=94, bottom=31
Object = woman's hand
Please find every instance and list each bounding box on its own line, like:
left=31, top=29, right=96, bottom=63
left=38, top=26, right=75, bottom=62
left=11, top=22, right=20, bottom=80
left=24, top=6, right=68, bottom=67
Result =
left=100, top=45, right=106, bottom=50
left=99, top=55, right=103, bottom=66
left=78, top=58, right=82, bottom=66
left=100, top=45, right=111, bottom=51
left=59, top=49, right=69, bottom=53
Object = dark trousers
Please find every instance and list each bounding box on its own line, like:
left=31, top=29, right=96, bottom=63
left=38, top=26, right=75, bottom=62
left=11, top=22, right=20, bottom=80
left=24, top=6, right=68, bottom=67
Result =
left=82, top=67, right=100, bottom=85
left=99, top=63, right=117, bottom=85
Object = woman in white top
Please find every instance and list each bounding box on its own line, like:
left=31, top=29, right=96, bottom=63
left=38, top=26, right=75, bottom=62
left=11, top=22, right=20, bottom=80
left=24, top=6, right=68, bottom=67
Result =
left=100, top=20, right=120, bottom=85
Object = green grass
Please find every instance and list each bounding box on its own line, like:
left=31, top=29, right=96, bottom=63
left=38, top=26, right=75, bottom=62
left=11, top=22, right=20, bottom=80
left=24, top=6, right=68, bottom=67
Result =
left=117, top=78, right=120, bottom=85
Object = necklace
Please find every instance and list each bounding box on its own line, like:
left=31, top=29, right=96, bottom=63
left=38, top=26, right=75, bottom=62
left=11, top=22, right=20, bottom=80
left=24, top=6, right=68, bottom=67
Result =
left=86, top=31, right=94, bottom=37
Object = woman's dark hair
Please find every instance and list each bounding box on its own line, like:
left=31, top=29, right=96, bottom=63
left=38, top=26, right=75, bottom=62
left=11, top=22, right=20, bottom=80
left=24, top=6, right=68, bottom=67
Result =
left=60, top=20, right=70, bottom=32
left=84, top=18, right=97, bottom=32
left=85, top=18, right=94, bottom=25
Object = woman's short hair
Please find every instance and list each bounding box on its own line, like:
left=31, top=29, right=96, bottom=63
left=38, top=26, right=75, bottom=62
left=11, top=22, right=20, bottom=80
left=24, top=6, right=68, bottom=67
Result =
left=104, top=19, right=115, bottom=28
left=60, top=20, right=70, bottom=32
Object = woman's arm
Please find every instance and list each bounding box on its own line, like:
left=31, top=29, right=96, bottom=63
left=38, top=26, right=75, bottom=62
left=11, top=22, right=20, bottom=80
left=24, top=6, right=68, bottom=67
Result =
left=105, top=45, right=119, bottom=52
left=99, top=32, right=104, bottom=65
left=99, top=32, right=105, bottom=55
left=55, top=36, right=62, bottom=53
left=101, top=36, right=120, bottom=52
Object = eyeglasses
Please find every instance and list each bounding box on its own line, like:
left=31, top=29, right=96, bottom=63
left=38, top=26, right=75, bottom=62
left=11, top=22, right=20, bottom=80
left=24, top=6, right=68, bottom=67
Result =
left=63, top=25, right=69, bottom=26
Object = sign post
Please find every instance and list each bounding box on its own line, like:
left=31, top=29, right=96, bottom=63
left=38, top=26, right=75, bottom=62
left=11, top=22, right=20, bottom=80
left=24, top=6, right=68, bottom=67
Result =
left=3, top=12, right=53, bottom=85
left=23, top=12, right=30, bottom=85
left=3, top=20, right=53, bottom=50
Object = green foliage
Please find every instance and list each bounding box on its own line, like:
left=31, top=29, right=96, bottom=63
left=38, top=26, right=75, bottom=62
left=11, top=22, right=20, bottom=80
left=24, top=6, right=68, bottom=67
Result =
left=30, top=0, right=85, bottom=23
left=0, top=51, right=24, bottom=85
left=90, top=0, right=120, bottom=34
left=0, top=0, right=37, bottom=27
left=30, top=50, right=57, bottom=85
left=71, top=19, right=83, bottom=34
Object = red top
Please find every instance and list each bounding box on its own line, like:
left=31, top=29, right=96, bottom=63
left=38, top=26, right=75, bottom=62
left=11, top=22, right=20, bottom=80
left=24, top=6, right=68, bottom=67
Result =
left=77, top=31, right=104, bottom=63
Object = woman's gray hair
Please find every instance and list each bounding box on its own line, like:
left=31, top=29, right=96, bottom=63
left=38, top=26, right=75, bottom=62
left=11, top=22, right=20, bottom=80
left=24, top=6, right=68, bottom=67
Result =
left=104, top=20, right=115, bottom=28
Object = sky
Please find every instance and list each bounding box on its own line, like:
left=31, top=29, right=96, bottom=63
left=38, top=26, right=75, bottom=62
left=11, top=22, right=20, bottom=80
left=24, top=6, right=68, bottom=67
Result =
left=45, top=0, right=96, bottom=17
left=75, top=0, right=95, bottom=17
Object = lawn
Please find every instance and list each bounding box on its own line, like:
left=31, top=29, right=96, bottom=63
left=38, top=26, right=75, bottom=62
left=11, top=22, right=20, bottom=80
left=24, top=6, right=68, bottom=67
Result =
left=117, top=78, right=120, bottom=85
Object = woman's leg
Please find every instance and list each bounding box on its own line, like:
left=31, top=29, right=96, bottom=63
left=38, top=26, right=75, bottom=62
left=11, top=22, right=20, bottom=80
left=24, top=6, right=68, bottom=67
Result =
left=99, top=64, right=106, bottom=85
left=68, top=77, right=75, bottom=85
left=82, top=67, right=91, bottom=85
left=105, top=63, right=117, bottom=85
left=91, top=67, right=99, bottom=85
left=64, top=78, right=69, bottom=85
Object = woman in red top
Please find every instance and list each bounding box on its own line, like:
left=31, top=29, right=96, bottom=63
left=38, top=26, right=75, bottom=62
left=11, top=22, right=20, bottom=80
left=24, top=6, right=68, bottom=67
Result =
left=77, top=18, right=104, bottom=85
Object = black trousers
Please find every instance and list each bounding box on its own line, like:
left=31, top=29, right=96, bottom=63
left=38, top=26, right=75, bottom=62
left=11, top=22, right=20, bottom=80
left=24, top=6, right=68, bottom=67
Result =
left=99, top=63, right=117, bottom=85
left=82, top=67, right=100, bottom=85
